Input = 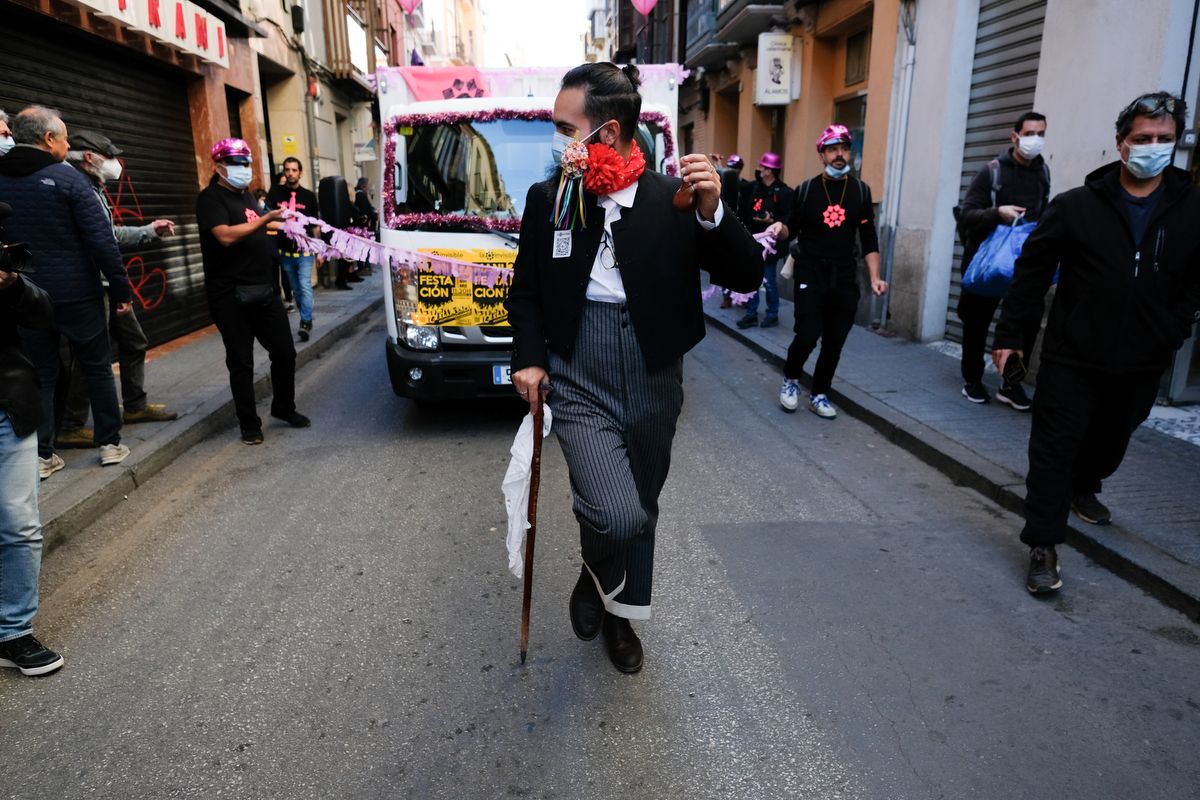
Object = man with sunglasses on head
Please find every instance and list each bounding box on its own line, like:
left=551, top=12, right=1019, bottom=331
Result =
left=992, top=92, right=1200, bottom=595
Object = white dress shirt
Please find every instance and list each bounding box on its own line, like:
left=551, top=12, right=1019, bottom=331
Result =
left=584, top=180, right=725, bottom=303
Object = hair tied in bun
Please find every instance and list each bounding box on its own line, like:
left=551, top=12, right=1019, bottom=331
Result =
left=621, top=64, right=642, bottom=90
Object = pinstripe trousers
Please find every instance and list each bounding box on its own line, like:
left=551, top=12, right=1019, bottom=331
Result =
left=548, top=301, right=684, bottom=621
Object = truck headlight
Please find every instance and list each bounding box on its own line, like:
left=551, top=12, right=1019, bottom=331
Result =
left=401, top=321, right=440, bottom=351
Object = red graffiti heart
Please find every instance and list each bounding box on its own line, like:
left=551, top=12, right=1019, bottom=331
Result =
left=125, top=255, right=167, bottom=311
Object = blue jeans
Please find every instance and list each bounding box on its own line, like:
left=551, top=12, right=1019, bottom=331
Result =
left=280, top=253, right=315, bottom=322
left=744, top=255, right=781, bottom=318
left=0, top=411, right=43, bottom=642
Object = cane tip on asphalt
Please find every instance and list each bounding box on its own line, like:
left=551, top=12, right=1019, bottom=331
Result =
left=519, top=650, right=527, bottom=665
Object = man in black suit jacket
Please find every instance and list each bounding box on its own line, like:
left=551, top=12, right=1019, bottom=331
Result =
left=506, top=62, right=760, bottom=674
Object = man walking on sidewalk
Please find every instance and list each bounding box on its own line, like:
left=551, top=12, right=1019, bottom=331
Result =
left=196, top=138, right=310, bottom=445
left=507, top=62, right=760, bottom=674
left=0, top=106, right=132, bottom=476
left=736, top=152, right=791, bottom=330
left=266, top=157, right=320, bottom=343
left=993, top=92, right=1200, bottom=594
left=57, top=129, right=178, bottom=449
left=766, top=125, right=887, bottom=420
left=956, top=112, right=1050, bottom=411
left=0, top=265, right=65, bottom=676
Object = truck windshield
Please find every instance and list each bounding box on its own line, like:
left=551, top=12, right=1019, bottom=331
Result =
left=403, top=119, right=555, bottom=219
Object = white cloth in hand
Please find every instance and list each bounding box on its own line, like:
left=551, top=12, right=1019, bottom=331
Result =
left=501, top=406, right=554, bottom=579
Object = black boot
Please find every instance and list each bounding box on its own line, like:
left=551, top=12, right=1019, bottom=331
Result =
left=569, top=565, right=604, bottom=641
left=601, top=614, right=643, bottom=674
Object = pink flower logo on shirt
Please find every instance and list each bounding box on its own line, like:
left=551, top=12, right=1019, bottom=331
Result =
left=245, top=208, right=260, bottom=222
left=823, top=203, right=846, bottom=228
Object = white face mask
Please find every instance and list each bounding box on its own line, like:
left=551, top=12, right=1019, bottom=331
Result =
left=0, top=136, right=14, bottom=156
left=1017, top=134, right=1044, bottom=159
left=551, top=123, right=608, bottom=165
left=221, top=164, right=254, bottom=190
left=1123, top=142, right=1175, bottom=180
left=99, top=157, right=123, bottom=182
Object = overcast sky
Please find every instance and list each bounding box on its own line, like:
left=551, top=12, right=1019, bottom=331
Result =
left=479, top=0, right=589, bottom=68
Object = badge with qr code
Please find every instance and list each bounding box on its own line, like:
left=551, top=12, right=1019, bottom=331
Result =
left=553, top=230, right=572, bottom=259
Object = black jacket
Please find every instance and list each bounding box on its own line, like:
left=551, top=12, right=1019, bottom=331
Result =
left=718, top=168, right=743, bottom=214
left=995, top=163, right=1200, bottom=374
left=506, top=170, right=762, bottom=372
left=0, top=145, right=130, bottom=305
left=1, top=275, right=55, bottom=438
left=738, top=178, right=793, bottom=235
left=958, top=147, right=1050, bottom=271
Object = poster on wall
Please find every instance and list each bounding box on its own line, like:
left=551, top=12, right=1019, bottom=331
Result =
left=755, top=31, right=794, bottom=106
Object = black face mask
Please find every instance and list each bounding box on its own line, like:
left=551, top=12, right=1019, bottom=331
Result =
left=754, top=169, right=762, bottom=182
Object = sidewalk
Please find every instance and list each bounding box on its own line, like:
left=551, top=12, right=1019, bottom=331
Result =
left=704, top=289, right=1200, bottom=622
left=38, top=274, right=384, bottom=550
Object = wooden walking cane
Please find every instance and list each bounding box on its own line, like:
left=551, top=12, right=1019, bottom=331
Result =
left=519, top=387, right=546, bottom=665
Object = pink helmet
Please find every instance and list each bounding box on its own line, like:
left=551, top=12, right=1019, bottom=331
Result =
left=816, top=124, right=852, bottom=152
left=758, top=151, right=782, bottom=170
left=210, top=137, right=252, bottom=163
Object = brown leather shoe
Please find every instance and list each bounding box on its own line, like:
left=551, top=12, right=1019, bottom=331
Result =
left=569, top=566, right=604, bottom=641
left=601, top=614, right=643, bottom=674
left=123, top=403, right=178, bottom=423
left=56, top=427, right=95, bottom=449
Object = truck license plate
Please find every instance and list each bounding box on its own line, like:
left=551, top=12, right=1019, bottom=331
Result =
left=492, top=365, right=512, bottom=385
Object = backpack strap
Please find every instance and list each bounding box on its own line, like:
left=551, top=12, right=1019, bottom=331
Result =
left=798, top=178, right=814, bottom=209
left=988, top=158, right=1001, bottom=208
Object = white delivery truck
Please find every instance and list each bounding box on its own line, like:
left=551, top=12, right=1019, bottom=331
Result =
left=376, top=65, right=683, bottom=401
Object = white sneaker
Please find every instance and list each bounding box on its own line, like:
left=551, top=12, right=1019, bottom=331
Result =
left=779, top=380, right=800, bottom=412
left=98, top=443, right=130, bottom=466
left=809, top=393, right=837, bottom=419
left=38, top=454, right=65, bottom=480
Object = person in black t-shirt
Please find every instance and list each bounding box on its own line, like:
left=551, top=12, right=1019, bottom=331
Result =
left=735, top=151, right=792, bottom=329
left=766, top=124, right=887, bottom=419
left=196, top=138, right=310, bottom=445
left=266, top=157, right=321, bottom=341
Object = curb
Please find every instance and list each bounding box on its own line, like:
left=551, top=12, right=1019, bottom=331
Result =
left=704, top=309, right=1200, bottom=623
left=40, top=298, right=384, bottom=553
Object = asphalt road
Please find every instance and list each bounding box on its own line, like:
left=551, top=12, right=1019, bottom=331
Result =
left=2, top=320, right=1198, bottom=800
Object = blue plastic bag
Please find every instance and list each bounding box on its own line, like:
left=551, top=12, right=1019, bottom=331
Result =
left=962, top=218, right=1037, bottom=297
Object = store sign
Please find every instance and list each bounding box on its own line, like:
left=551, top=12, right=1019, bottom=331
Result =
left=65, top=0, right=229, bottom=68
left=755, top=31, right=794, bottom=106
left=94, top=0, right=139, bottom=27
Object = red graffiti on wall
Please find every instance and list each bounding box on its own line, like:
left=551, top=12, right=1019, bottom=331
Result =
left=103, top=165, right=169, bottom=313
left=125, top=256, right=168, bottom=311
left=104, top=168, right=143, bottom=225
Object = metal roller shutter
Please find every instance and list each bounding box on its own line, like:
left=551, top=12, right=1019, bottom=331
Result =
left=0, top=11, right=206, bottom=347
left=944, top=0, right=1046, bottom=342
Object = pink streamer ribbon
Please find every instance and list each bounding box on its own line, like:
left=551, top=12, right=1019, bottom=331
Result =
left=278, top=211, right=514, bottom=289
left=700, top=232, right=780, bottom=303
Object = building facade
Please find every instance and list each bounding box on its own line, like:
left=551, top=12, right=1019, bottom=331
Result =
left=0, top=0, right=271, bottom=346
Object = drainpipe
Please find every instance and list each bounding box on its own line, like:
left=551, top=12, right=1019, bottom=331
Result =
left=305, top=73, right=321, bottom=183
left=875, top=0, right=916, bottom=332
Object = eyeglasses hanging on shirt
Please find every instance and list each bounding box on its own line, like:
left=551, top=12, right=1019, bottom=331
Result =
left=598, top=230, right=618, bottom=270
